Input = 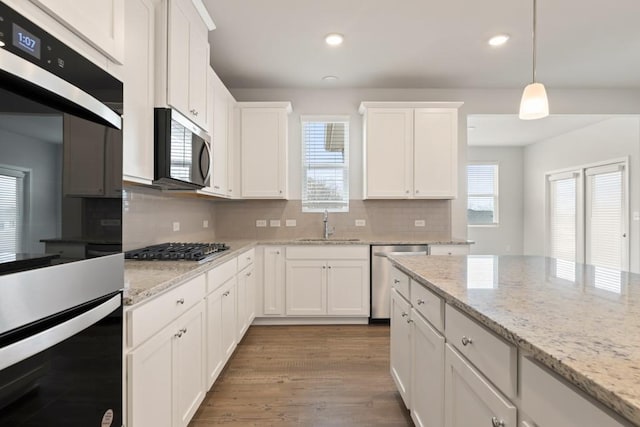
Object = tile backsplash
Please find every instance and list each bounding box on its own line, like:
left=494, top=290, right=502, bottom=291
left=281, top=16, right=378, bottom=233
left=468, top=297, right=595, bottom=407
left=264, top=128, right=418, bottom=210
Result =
left=123, top=186, right=451, bottom=249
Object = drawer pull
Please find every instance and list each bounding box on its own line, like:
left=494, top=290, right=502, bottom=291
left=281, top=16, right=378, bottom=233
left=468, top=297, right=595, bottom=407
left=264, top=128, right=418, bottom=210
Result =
left=246, top=271, right=252, bottom=277
left=393, top=279, right=400, bottom=284
left=417, top=299, right=425, bottom=305
left=491, top=417, right=505, bottom=427
left=401, top=312, right=408, bottom=318
left=461, top=336, right=473, bottom=346
left=406, top=319, right=414, bottom=324
left=181, top=328, right=187, bottom=335
left=174, top=331, right=183, bottom=338
left=223, top=291, right=230, bottom=297
left=247, top=257, right=252, bottom=261
left=176, top=298, right=185, bottom=305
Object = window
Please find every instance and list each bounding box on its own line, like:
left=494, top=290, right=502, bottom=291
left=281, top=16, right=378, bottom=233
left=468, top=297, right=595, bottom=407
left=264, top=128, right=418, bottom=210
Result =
left=467, top=163, right=498, bottom=225
left=0, top=166, right=25, bottom=253
left=301, top=116, right=349, bottom=212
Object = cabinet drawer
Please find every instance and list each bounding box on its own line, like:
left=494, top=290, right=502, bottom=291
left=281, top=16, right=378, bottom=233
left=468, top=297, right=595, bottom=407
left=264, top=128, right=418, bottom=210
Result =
left=390, top=266, right=410, bottom=300
left=207, top=257, right=237, bottom=293
left=429, top=245, right=469, bottom=256
left=127, top=274, right=206, bottom=348
left=445, top=305, right=517, bottom=399
left=238, top=248, right=255, bottom=271
left=521, top=357, right=626, bottom=427
left=411, top=281, right=444, bottom=332
left=286, top=245, right=369, bottom=260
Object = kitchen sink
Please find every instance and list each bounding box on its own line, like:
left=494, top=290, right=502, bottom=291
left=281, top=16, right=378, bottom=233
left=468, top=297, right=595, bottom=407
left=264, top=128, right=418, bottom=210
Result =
left=297, top=238, right=361, bottom=242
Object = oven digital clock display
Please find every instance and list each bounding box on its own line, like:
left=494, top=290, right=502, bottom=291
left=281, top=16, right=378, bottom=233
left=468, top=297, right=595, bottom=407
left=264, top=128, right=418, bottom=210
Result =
left=12, top=23, right=41, bottom=59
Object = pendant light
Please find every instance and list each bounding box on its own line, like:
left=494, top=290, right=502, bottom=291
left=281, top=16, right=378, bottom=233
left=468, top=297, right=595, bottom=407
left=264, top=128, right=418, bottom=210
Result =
left=519, top=0, right=549, bottom=120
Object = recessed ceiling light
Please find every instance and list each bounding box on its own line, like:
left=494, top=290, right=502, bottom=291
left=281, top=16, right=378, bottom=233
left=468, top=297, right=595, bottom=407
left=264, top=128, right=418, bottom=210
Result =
left=325, top=33, right=344, bottom=46
left=488, top=34, right=510, bottom=47
left=322, top=75, right=339, bottom=81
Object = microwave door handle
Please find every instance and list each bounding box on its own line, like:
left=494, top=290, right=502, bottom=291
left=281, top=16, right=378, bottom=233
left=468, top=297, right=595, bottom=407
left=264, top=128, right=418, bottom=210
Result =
left=199, top=141, right=211, bottom=182
left=0, top=295, right=121, bottom=371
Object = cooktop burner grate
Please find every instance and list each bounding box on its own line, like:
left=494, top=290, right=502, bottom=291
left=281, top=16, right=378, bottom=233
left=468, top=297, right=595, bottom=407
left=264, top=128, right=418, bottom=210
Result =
left=125, top=242, right=230, bottom=263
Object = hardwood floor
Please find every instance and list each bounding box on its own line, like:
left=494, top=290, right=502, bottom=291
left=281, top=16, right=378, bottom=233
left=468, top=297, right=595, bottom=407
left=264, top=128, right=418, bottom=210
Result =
left=189, top=325, right=413, bottom=426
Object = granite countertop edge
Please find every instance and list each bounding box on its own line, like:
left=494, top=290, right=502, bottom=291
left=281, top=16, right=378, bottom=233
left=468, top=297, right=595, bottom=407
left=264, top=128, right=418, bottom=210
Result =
left=387, top=256, right=639, bottom=426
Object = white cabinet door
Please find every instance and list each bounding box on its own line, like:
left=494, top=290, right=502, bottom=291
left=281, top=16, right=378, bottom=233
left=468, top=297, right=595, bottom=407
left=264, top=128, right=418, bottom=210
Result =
left=364, top=108, right=413, bottom=198
left=411, top=309, right=445, bottom=427
left=237, top=264, right=255, bottom=339
left=390, top=288, right=412, bottom=408
left=166, top=0, right=190, bottom=116
left=30, top=0, right=124, bottom=63
left=174, top=301, right=205, bottom=427
left=209, top=68, right=229, bottom=196
left=205, top=285, right=225, bottom=389
left=227, top=100, right=240, bottom=198
left=285, top=260, right=326, bottom=315
left=414, top=108, right=458, bottom=199
left=221, top=278, right=237, bottom=361
left=127, top=322, right=174, bottom=427
left=187, top=18, right=209, bottom=130
left=241, top=107, right=289, bottom=199
left=444, top=344, right=517, bottom=427
left=326, top=260, right=369, bottom=316
left=263, top=246, right=285, bottom=315
left=236, top=268, right=247, bottom=339
left=123, top=0, right=154, bottom=184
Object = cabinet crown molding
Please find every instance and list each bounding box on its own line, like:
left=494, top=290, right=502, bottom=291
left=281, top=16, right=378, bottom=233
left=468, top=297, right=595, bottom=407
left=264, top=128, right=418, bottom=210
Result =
left=358, top=101, right=463, bottom=114
left=238, top=102, right=293, bottom=113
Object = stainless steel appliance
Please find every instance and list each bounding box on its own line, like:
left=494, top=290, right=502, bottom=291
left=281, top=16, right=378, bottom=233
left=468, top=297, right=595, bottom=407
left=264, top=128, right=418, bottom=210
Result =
left=0, top=2, right=124, bottom=425
left=125, top=242, right=230, bottom=263
left=371, top=245, right=429, bottom=320
left=154, top=107, right=211, bottom=190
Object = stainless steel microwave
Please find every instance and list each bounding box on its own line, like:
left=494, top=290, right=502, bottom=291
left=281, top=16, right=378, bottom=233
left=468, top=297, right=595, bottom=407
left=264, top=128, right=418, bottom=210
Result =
left=154, top=108, right=211, bottom=190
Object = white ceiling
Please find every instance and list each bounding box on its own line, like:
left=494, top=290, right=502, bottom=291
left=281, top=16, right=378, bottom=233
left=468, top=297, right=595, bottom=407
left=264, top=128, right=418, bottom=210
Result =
left=467, top=114, right=614, bottom=146
left=203, top=0, right=640, bottom=89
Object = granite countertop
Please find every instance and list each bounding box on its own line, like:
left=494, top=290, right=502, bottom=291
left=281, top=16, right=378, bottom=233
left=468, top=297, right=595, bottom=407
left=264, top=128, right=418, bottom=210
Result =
left=387, top=254, right=640, bottom=426
left=259, top=238, right=473, bottom=246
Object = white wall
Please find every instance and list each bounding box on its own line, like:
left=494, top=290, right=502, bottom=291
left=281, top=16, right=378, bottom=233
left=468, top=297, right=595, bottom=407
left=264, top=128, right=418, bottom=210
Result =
left=231, top=88, right=640, bottom=241
left=523, top=116, right=640, bottom=272
left=467, top=146, right=524, bottom=255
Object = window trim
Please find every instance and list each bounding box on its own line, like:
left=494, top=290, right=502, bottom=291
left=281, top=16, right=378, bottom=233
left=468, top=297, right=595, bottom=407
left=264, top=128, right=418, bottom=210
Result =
left=467, top=161, right=499, bottom=227
left=0, top=164, right=30, bottom=254
left=300, top=115, right=350, bottom=213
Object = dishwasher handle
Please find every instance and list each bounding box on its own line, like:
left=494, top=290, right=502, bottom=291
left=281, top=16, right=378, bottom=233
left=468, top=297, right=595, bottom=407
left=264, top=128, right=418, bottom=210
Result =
left=373, top=251, right=428, bottom=257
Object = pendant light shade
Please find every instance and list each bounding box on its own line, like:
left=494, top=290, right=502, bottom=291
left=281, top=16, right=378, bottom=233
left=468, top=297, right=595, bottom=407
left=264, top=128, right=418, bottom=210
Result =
left=519, top=0, right=549, bottom=120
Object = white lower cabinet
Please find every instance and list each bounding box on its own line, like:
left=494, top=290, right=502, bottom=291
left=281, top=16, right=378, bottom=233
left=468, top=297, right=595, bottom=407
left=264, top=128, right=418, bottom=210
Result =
left=128, top=301, right=206, bottom=427
left=390, top=288, right=412, bottom=407
left=263, top=246, right=285, bottom=315
left=444, top=344, right=516, bottom=427
left=205, top=276, right=236, bottom=389
left=411, top=307, right=445, bottom=427
left=237, top=262, right=256, bottom=338
left=285, top=260, right=326, bottom=315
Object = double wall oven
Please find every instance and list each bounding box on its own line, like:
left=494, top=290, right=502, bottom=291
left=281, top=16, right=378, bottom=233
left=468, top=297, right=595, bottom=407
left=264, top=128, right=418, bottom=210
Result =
left=0, top=3, right=124, bottom=426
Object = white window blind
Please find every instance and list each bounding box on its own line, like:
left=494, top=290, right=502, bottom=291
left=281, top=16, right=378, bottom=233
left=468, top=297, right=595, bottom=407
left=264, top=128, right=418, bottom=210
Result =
left=548, top=173, right=577, bottom=262
left=301, top=117, right=349, bottom=212
left=467, top=163, right=498, bottom=225
left=0, top=167, right=25, bottom=253
left=586, top=164, right=624, bottom=270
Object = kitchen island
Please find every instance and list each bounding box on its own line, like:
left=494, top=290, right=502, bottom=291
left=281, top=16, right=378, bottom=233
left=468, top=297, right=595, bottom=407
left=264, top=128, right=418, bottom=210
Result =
left=388, top=254, right=640, bottom=426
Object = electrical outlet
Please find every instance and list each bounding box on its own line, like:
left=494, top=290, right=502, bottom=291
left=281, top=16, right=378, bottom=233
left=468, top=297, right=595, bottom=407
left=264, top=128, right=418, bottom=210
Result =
left=414, top=220, right=426, bottom=227
left=286, top=219, right=297, bottom=227
left=270, top=219, right=281, bottom=227
left=203, top=220, right=209, bottom=228
left=634, top=211, right=640, bottom=221
left=172, top=222, right=180, bottom=232
left=355, top=219, right=366, bottom=227
left=256, top=220, right=267, bottom=227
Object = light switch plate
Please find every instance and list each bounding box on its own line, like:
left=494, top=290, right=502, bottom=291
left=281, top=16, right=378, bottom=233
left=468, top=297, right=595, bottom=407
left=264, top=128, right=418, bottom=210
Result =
left=286, top=219, right=297, bottom=227
left=355, top=219, right=366, bottom=227
left=203, top=220, right=209, bottom=228
left=256, top=220, right=267, bottom=227
left=270, top=219, right=281, bottom=227
left=414, top=220, right=426, bottom=227
left=173, top=222, right=180, bottom=232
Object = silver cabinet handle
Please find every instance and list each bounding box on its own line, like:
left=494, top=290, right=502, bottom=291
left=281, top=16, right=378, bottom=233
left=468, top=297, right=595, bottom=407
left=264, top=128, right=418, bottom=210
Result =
left=175, top=331, right=183, bottom=338
left=247, top=257, right=252, bottom=262
left=415, top=189, right=420, bottom=194
left=328, top=265, right=332, bottom=269
left=393, top=279, right=400, bottom=284
left=491, top=417, right=505, bottom=427
left=406, top=319, right=414, bottom=324
left=401, top=312, right=408, bottom=318
left=223, top=291, right=230, bottom=297
left=246, top=271, right=252, bottom=277
left=176, top=298, right=185, bottom=305
left=417, top=299, right=425, bottom=305
left=406, top=190, right=410, bottom=194
left=214, top=185, right=220, bottom=189
left=322, top=265, right=326, bottom=269
left=181, top=328, right=187, bottom=335
left=461, top=336, right=473, bottom=346
left=448, top=252, right=453, bottom=255
left=276, top=251, right=280, bottom=255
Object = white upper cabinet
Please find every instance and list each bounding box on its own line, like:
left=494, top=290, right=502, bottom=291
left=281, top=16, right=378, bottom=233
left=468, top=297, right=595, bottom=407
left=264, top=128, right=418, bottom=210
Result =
left=30, top=0, right=125, bottom=64
left=240, top=102, right=292, bottom=199
left=158, top=0, right=211, bottom=131
left=360, top=102, right=462, bottom=200
left=122, top=0, right=155, bottom=185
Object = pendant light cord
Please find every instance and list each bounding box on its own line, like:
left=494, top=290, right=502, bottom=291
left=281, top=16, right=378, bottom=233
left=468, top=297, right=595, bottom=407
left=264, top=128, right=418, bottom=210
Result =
left=532, top=0, right=537, bottom=83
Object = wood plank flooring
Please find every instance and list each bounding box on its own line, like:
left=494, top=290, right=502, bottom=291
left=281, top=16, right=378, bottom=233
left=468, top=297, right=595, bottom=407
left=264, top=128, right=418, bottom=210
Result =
left=189, top=325, right=413, bottom=426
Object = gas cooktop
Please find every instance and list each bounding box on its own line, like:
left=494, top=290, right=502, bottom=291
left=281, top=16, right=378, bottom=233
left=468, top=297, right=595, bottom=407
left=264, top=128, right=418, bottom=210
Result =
left=124, top=242, right=230, bottom=263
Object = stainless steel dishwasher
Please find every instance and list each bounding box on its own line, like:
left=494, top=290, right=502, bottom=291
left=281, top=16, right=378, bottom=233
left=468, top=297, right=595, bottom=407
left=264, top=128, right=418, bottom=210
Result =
left=371, top=245, right=429, bottom=321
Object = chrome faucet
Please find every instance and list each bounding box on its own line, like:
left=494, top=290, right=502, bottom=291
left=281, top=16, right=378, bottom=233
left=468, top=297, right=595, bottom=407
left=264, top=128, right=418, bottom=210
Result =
left=323, top=209, right=335, bottom=239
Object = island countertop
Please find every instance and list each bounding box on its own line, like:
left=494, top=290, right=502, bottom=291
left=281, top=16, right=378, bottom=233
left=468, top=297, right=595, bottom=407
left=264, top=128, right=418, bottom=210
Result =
left=387, top=254, right=640, bottom=426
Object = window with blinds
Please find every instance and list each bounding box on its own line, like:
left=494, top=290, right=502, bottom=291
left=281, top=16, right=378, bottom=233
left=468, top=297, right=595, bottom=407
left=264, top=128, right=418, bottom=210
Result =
left=548, top=172, right=578, bottom=262
left=0, top=167, right=25, bottom=253
left=467, top=163, right=498, bottom=225
left=301, top=116, right=349, bottom=212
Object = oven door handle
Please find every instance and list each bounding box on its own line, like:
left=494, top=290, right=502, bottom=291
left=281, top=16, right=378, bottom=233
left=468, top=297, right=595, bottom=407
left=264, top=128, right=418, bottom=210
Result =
left=0, top=50, right=122, bottom=130
left=0, top=294, right=121, bottom=371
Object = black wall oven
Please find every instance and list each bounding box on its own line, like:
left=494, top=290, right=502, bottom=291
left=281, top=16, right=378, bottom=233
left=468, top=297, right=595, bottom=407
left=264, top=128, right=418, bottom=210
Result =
left=0, top=2, right=124, bottom=426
